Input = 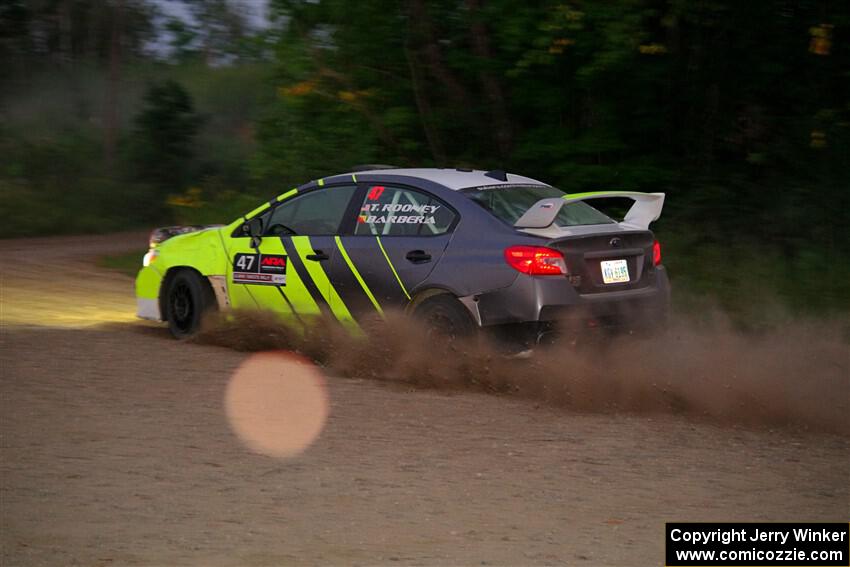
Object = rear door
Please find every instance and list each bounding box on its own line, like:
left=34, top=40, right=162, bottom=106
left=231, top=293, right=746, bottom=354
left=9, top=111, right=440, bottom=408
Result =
left=329, top=184, right=458, bottom=319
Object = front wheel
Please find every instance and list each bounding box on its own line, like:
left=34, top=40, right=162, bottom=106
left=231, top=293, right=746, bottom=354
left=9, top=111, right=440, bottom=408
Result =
left=413, top=294, right=476, bottom=339
left=164, top=270, right=215, bottom=339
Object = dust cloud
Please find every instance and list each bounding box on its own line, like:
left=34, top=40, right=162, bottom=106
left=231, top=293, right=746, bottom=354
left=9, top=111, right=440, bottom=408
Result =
left=196, top=309, right=850, bottom=436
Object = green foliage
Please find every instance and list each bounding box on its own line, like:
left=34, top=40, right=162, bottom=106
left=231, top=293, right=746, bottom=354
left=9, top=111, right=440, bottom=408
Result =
left=0, top=127, right=159, bottom=237
left=0, top=57, right=272, bottom=236
left=0, top=0, right=156, bottom=70
left=126, top=80, right=201, bottom=197
left=166, top=189, right=263, bottom=225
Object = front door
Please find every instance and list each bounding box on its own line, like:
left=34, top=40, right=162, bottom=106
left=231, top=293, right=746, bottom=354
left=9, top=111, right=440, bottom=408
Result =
left=224, top=229, right=321, bottom=328
left=225, top=184, right=358, bottom=330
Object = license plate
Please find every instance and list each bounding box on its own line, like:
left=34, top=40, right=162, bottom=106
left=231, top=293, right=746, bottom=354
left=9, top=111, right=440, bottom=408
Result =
left=601, top=259, right=629, bottom=284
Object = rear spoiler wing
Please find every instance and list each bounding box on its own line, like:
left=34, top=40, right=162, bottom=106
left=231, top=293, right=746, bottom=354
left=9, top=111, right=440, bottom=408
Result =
left=514, top=191, right=665, bottom=231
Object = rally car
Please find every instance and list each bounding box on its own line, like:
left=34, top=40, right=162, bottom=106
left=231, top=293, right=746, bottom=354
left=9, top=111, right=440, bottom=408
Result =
left=136, top=168, right=669, bottom=341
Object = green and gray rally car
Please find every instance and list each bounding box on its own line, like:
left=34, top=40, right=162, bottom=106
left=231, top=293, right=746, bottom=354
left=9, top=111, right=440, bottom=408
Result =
left=136, top=167, right=669, bottom=340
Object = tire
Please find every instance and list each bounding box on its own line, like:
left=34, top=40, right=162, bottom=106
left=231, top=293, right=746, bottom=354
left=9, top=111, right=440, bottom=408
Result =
left=164, top=270, right=216, bottom=339
left=413, top=294, right=476, bottom=339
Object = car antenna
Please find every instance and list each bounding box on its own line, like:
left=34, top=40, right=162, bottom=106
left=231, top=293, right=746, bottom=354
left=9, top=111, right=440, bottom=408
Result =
left=484, top=169, right=508, bottom=181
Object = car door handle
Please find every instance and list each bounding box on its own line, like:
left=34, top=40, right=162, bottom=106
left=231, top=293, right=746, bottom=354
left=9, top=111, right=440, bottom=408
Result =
left=405, top=250, right=432, bottom=264
left=306, top=250, right=329, bottom=261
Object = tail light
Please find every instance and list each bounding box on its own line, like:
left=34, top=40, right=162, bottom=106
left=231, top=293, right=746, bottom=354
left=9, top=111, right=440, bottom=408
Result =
left=653, top=239, right=662, bottom=266
left=504, top=245, right=567, bottom=276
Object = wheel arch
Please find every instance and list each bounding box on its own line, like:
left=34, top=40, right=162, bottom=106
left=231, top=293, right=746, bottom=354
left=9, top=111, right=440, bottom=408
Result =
left=408, top=286, right=481, bottom=327
left=407, top=286, right=454, bottom=313
left=158, top=266, right=213, bottom=322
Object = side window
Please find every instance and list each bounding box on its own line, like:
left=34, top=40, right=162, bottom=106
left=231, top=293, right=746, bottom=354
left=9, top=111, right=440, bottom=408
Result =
left=355, top=185, right=456, bottom=236
left=265, top=185, right=356, bottom=236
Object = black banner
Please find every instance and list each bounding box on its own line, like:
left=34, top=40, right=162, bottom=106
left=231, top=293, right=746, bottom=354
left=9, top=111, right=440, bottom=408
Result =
left=232, top=253, right=287, bottom=285
left=666, top=523, right=849, bottom=566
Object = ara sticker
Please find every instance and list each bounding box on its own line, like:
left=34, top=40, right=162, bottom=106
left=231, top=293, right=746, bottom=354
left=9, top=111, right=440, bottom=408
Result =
left=232, top=253, right=287, bottom=285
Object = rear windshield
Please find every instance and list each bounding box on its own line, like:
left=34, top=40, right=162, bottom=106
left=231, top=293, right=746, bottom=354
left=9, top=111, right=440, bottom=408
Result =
left=465, top=185, right=615, bottom=227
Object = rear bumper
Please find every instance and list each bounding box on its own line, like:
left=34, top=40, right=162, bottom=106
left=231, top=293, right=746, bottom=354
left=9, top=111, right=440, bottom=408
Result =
left=469, top=266, right=670, bottom=327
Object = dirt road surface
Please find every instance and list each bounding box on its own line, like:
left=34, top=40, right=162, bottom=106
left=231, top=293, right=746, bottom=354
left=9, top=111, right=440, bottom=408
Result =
left=1, top=233, right=848, bottom=566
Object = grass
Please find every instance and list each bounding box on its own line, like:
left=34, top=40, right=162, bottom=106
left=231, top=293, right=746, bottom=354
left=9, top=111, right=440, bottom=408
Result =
left=97, top=250, right=146, bottom=277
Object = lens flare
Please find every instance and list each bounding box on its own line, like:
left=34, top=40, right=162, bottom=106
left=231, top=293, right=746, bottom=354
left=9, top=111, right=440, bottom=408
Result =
left=225, top=351, right=329, bottom=458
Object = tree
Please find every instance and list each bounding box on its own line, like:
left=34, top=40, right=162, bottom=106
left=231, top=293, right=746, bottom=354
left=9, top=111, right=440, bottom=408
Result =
left=175, top=0, right=252, bottom=64
left=128, top=80, right=201, bottom=197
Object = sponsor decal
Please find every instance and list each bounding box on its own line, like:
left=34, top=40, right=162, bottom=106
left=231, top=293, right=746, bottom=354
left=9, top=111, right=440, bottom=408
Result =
left=232, top=253, right=287, bottom=285
left=358, top=202, right=441, bottom=225
left=260, top=255, right=287, bottom=271
left=367, top=185, right=385, bottom=200
left=359, top=215, right=437, bottom=225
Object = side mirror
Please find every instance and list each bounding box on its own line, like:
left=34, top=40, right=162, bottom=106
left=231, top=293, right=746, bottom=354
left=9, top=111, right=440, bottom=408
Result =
left=247, top=217, right=264, bottom=237
left=246, top=217, right=264, bottom=249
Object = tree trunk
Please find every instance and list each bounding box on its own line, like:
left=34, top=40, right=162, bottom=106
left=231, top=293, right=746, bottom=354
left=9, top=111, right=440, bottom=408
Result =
left=406, top=0, right=470, bottom=108
left=104, top=0, right=123, bottom=169
left=404, top=40, right=446, bottom=165
left=466, top=0, right=512, bottom=159
left=58, top=0, right=72, bottom=64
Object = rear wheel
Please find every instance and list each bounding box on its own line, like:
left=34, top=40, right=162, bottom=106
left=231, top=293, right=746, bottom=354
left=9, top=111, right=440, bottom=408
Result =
left=413, top=294, right=476, bottom=339
left=164, top=270, right=215, bottom=339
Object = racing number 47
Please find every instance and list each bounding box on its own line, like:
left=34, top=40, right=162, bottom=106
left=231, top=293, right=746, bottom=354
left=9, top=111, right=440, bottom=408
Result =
left=236, top=254, right=255, bottom=271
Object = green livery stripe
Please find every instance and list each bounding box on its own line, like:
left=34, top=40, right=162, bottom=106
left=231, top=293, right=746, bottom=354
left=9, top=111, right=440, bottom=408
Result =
left=275, top=286, right=308, bottom=329
left=335, top=236, right=384, bottom=316
left=290, top=236, right=360, bottom=331
left=245, top=202, right=270, bottom=218
left=564, top=191, right=646, bottom=200
left=259, top=238, right=321, bottom=315
left=376, top=236, right=410, bottom=300
left=276, top=188, right=298, bottom=202
left=351, top=174, right=357, bottom=182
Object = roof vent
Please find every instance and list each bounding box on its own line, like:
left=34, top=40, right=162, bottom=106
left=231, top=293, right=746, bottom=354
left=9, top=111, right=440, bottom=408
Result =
left=455, top=167, right=473, bottom=172
left=484, top=169, right=508, bottom=182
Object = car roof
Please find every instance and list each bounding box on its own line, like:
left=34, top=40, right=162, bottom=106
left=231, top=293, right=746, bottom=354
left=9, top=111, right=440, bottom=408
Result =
left=349, top=168, right=551, bottom=191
